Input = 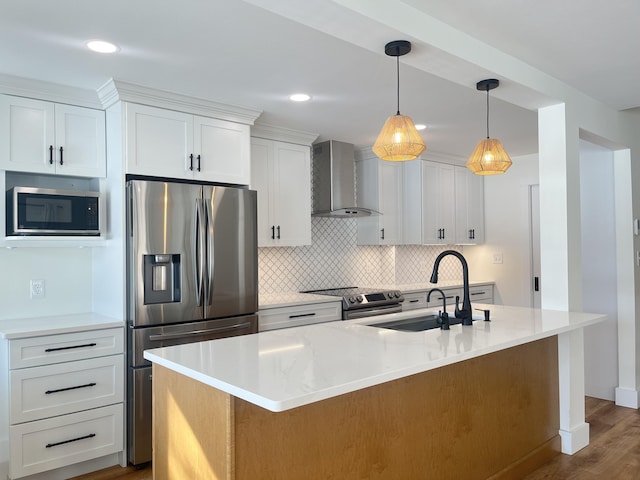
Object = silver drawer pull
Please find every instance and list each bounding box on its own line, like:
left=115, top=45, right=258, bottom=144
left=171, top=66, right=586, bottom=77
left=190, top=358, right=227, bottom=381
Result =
left=288, top=313, right=316, bottom=319
left=46, top=433, right=96, bottom=448
left=45, top=343, right=97, bottom=353
left=45, top=382, right=97, bottom=395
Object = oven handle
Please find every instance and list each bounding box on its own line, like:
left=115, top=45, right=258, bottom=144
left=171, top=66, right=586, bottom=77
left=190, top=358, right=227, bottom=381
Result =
left=149, top=322, right=252, bottom=342
left=345, top=305, right=403, bottom=320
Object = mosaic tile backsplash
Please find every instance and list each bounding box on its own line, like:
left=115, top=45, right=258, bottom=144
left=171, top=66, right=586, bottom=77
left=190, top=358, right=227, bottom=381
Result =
left=258, top=217, right=463, bottom=294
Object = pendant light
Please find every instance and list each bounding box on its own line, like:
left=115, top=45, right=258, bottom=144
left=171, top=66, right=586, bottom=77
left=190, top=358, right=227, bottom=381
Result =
left=467, top=79, right=512, bottom=175
left=373, top=40, right=426, bottom=162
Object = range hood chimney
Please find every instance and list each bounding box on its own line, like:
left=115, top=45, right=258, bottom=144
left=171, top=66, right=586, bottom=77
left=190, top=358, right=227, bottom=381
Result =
left=312, top=140, right=379, bottom=218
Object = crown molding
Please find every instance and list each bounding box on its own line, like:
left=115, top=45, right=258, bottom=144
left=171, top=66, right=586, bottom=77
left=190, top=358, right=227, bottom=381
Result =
left=98, top=78, right=262, bottom=125
left=251, top=122, right=318, bottom=146
left=0, top=74, right=103, bottom=109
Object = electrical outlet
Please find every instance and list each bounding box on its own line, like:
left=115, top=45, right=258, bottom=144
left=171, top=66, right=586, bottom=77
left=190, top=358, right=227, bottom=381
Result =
left=492, top=253, right=503, bottom=264
left=30, top=279, right=45, bottom=299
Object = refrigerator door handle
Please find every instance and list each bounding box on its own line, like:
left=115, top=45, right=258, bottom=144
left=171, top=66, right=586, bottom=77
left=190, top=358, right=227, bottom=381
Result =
left=194, top=198, right=205, bottom=306
left=205, top=193, right=215, bottom=305
left=148, top=322, right=253, bottom=342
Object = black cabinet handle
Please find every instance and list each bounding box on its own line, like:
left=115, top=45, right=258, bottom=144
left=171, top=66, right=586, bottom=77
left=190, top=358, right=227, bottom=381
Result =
left=59, top=146, right=64, bottom=165
left=46, top=433, right=96, bottom=449
left=276, top=225, right=281, bottom=239
left=197, top=154, right=201, bottom=172
left=271, top=225, right=275, bottom=239
left=46, top=382, right=96, bottom=395
left=289, top=312, right=316, bottom=319
left=45, top=343, right=97, bottom=353
left=381, top=228, right=385, bottom=240
left=534, top=277, right=540, bottom=292
left=189, top=153, right=194, bottom=171
left=49, top=145, right=54, bottom=164
left=409, top=299, right=420, bottom=303
left=470, top=291, right=486, bottom=296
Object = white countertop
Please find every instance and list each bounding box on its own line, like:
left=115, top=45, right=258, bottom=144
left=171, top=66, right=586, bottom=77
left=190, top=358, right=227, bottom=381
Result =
left=144, top=304, right=606, bottom=412
left=0, top=312, right=124, bottom=339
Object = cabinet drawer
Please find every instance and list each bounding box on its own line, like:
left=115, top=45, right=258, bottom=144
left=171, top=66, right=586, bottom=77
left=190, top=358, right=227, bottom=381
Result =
left=10, top=355, right=124, bottom=424
left=259, top=301, right=342, bottom=331
left=9, top=403, right=123, bottom=479
left=426, top=288, right=461, bottom=308
left=10, top=328, right=124, bottom=369
left=402, top=292, right=428, bottom=311
left=469, top=284, right=494, bottom=304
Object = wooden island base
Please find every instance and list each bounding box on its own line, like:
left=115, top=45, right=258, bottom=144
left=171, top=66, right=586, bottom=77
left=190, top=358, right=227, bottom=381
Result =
left=152, top=336, right=560, bottom=480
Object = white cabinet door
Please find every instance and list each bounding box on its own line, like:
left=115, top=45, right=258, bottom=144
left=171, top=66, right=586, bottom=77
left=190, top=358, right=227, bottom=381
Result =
left=0, top=96, right=105, bottom=177
left=125, top=103, right=193, bottom=179
left=454, top=166, right=485, bottom=244
left=250, top=138, right=311, bottom=247
left=0, top=95, right=55, bottom=174
left=54, top=104, right=106, bottom=178
left=357, top=158, right=402, bottom=245
left=195, top=116, right=250, bottom=185
left=422, top=161, right=455, bottom=244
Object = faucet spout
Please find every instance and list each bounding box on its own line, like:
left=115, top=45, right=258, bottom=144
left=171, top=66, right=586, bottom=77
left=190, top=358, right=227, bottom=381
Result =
left=429, top=250, right=473, bottom=325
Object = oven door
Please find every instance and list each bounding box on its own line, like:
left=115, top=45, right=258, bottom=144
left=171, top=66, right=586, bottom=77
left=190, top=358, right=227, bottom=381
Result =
left=344, top=304, right=403, bottom=320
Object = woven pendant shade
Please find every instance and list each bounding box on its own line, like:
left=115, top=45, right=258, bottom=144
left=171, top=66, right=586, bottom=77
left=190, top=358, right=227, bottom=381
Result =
left=373, top=114, right=426, bottom=161
left=466, top=138, right=512, bottom=175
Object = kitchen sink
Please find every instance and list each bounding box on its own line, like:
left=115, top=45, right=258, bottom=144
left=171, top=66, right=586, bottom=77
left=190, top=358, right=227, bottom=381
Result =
left=366, top=314, right=443, bottom=332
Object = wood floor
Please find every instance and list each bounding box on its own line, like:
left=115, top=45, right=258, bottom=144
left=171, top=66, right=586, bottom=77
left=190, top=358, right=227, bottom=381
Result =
left=73, top=397, right=640, bottom=480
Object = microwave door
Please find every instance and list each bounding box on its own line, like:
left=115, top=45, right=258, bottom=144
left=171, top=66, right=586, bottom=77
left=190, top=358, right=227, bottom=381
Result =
left=128, top=180, right=204, bottom=327
left=203, top=186, right=258, bottom=320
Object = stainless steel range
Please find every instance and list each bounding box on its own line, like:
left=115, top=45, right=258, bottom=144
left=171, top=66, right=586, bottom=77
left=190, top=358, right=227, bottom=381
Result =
left=303, top=287, right=404, bottom=320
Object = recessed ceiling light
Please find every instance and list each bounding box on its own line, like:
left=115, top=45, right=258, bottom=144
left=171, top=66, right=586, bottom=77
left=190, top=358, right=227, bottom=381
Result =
left=86, top=40, right=119, bottom=54
left=289, top=93, right=311, bottom=102
left=415, top=124, right=427, bottom=131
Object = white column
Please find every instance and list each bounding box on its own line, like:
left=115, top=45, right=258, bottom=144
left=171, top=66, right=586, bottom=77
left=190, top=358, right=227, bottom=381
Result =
left=538, top=103, right=588, bottom=454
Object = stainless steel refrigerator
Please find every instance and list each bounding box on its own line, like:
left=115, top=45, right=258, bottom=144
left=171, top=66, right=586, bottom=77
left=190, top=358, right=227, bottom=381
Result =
left=126, top=178, right=258, bottom=465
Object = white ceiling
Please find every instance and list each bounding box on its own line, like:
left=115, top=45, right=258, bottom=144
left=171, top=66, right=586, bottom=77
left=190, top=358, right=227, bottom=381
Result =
left=1, top=0, right=637, bottom=160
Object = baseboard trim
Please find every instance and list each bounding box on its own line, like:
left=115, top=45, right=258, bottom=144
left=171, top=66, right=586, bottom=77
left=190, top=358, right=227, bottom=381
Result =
left=615, top=387, right=640, bottom=409
left=559, top=422, right=590, bottom=454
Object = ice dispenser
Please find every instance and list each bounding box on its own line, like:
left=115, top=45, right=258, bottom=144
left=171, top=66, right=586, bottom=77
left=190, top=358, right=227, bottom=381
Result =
left=143, top=254, right=181, bottom=304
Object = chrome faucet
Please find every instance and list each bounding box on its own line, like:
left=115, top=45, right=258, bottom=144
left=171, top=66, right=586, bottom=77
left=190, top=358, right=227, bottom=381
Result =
left=429, top=250, right=473, bottom=326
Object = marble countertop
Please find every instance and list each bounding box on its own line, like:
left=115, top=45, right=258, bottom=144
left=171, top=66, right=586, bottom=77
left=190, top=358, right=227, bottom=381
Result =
left=0, top=313, right=124, bottom=339
left=144, top=304, right=606, bottom=413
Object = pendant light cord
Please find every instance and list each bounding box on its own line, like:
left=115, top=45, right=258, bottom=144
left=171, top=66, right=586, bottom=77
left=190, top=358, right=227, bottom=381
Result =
left=396, top=51, right=401, bottom=115
left=485, top=87, right=490, bottom=139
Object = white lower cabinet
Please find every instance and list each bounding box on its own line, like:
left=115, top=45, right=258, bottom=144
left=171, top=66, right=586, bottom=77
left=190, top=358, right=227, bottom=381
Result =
left=9, top=404, right=123, bottom=479
left=259, top=301, right=342, bottom=331
left=401, top=284, right=494, bottom=312
left=5, top=327, right=124, bottom=479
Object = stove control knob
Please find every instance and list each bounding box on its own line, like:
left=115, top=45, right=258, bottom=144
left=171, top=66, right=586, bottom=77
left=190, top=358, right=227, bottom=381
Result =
left=394, top=292, right=401, bottom=298
left=356, top=295, right=363, bottom=303
left=387, top=292, right=394, bottom=299
left=349, top=296, right=356, bottom=304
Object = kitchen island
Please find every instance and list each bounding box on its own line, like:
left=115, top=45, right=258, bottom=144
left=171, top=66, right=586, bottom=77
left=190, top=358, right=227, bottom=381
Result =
left=144, top=305, right=605, bottom=480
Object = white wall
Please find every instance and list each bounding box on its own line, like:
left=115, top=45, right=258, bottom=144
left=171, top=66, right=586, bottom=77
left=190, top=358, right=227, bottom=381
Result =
left=580, top=140, right=618, bottom=400
left=0, top=248, right=93, bottom=320
left=465, top=153, right=539, bottom=307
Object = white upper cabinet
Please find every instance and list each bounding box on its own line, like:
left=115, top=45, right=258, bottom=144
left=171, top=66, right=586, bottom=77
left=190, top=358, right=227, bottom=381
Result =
left=403, top=159, right=483, bottom=245
left=454, top=165, right=485, bottom=244
left=250, top=137, right=311, bottom=247
left=421, top=161, right=456, bottom=244
left=356, top=157, right=403, bottom=245
left=125, top=103, right=250, bottom=185
left=0, top=95, right=106, bottom=177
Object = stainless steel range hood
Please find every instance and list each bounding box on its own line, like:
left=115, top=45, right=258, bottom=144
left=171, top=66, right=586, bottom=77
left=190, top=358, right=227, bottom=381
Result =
left=312, top=140, right=379, bottom=218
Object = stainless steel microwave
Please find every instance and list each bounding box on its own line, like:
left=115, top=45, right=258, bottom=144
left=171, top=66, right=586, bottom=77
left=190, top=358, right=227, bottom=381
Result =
left=6, top=186, right=101, bottom=236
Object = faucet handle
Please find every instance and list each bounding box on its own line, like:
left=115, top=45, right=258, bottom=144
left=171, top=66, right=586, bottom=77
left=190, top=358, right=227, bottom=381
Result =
left=437, top=311, right=450, bottom=330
